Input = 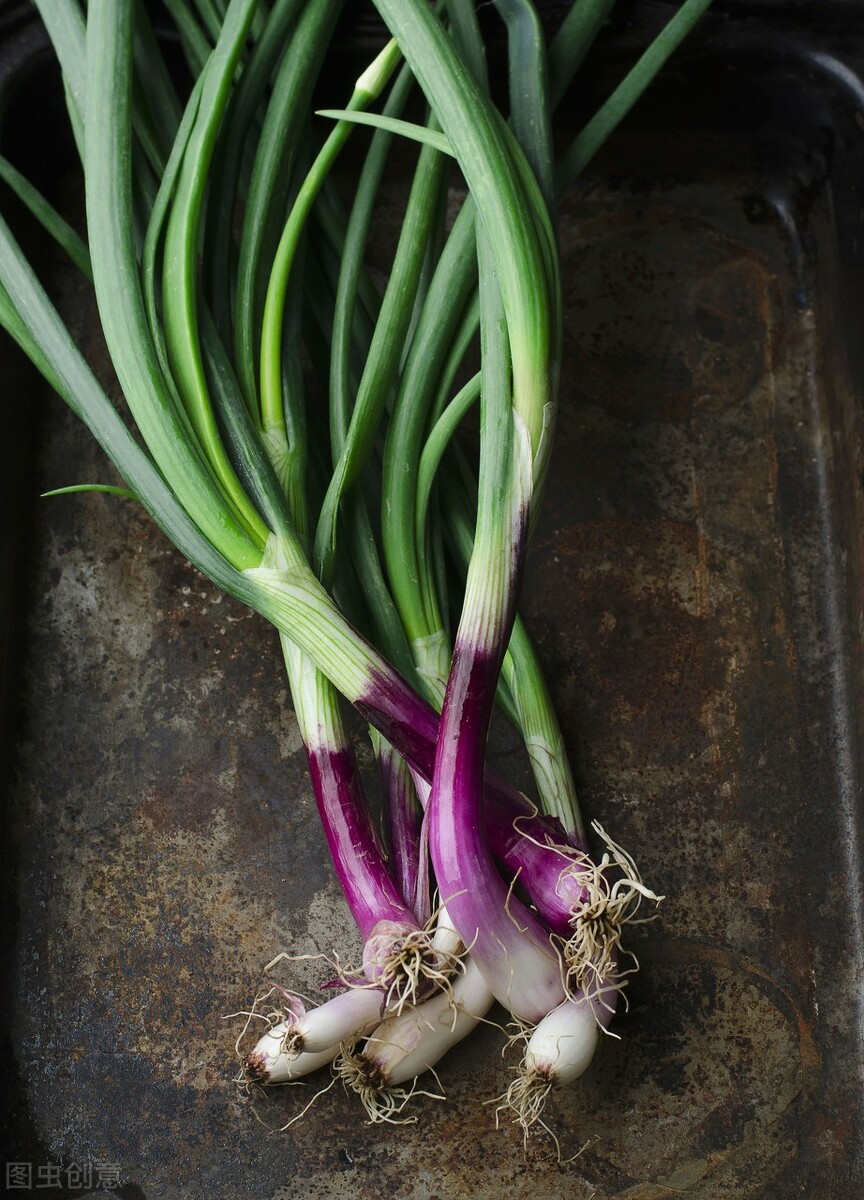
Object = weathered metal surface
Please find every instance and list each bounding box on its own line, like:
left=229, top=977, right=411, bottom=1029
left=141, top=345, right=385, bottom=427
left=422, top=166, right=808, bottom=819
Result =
left=4, top=10, right=864, bottom=1199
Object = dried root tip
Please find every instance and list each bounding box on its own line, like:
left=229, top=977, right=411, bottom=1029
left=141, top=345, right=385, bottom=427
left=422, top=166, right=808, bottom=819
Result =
left=562, top=820, right=663, bottom=996
left=279, top=1023, right=306, bottom=1056
left=242, top=1040, right=337, bottom=1086
left=228, top=983, right=307, bottom=1069
left=243, top=1049, right=271, bottom=1085
left=243, top=1022, right=304, bottom=1083
left=333, top=1039, right=420, bottom=1125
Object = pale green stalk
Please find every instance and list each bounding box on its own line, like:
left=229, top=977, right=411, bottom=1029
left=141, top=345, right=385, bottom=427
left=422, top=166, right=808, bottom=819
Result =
left=161, top=0, right=270, bottom=547
left=84, top=0, right=262, bottom=570
left=204, top=0, right=309, bottom=361
left=556, top=0, right=715, bottom=187
left=259, top=37, right=403, bottom=447
left=373, top=0, right=555, bottom=470
left=0, top=155, right=91, bottom=279
left=233, top=0, right=343, bottom=414
left=313, top=139, right=447, bottom=586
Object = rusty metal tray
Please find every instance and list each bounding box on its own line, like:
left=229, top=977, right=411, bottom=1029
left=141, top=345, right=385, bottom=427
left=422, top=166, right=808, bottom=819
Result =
left=2, top=3, right=863, bottom=1196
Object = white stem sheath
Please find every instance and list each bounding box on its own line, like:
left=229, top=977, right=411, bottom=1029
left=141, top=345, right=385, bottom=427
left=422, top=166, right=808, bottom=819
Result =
left=248, top=1040, right=336, bottom=1084
left=249, top=988, right=382, bottom=1081
left=410, top=770, right=431, bottom=806
left=430, top=904, right=463, bottom=958
left=524, top=994, right=603, bottom=1085
left=300, top=987, right=384, bottom=1052
left=362, top=956, right=494, bottom=1087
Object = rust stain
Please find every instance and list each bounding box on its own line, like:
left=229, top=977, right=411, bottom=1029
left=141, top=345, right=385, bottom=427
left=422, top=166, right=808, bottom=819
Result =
left=646, top=937, right=821, bottom=1078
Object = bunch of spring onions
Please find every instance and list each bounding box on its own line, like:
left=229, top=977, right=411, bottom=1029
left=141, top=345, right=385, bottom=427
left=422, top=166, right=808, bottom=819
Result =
left=1, top=0, right=712, bottom=1133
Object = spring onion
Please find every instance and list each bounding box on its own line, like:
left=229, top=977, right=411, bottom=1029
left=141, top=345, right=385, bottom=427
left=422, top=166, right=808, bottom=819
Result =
left=2, top=0, right=714, bottom=1137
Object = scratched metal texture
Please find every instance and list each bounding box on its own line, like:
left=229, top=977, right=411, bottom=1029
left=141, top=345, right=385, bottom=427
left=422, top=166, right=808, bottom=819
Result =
left=2, top=6, right=864, bottom=1199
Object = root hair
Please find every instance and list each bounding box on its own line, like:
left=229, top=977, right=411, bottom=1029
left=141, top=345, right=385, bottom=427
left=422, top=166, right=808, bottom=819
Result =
left=334, top=1039, right=443, bottom=1124
left=227, top=984, right=301, bottom=1061
left=242, top=1073, right=338, bottom=1133
left=562, top=820, right=663, bottom=998
left=376, top=928, right=464, bottom=1016
left=490, top=1064, right=557, bottom=1152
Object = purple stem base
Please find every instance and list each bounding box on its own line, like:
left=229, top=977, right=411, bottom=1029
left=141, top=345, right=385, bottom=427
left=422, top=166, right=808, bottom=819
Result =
left=306, top=744, right=417, bottom=942
left=356, top=669, right=590, bottom=934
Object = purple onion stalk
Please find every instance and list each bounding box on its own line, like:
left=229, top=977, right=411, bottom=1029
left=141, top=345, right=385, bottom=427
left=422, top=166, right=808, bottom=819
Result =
left=245, top=536, right=599, bottom=941
left=349, top=654, right=596, bottom=930
left=373, top=729, right=430, bottom=927
left=243, top=639, right=464, bottom=1085
left=281, top=635, right=459, bottom=1015
left=424, top=234, right=566, bottom=1025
